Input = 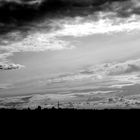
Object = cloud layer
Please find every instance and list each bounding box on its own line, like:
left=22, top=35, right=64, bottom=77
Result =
left=1, top=0, right=140, bottom=70
left=45, top=58, right=140, bottom=89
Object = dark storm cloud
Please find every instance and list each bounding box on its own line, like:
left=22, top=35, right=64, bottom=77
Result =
left=0, top=0, right=139, bottom=35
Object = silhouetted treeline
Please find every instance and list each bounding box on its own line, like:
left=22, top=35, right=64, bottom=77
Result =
left=0, top=106, right=136, bottom=112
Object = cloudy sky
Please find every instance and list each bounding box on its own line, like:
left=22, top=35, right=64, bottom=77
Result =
left=0, top=0, right=140, bottom=99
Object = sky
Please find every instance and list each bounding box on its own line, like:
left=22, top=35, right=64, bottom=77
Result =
left=1, top=0, right=140, bottom=100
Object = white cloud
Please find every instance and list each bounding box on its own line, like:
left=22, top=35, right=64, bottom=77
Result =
left=0, top=32, right=75, bottom=70
left=1, top=32, right=74, bottom=53
left=0, top=52, right=24, bottom=70
left=54, top=13, right=140, bottom=37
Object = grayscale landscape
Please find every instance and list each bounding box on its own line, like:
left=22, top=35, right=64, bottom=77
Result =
left=0, top=0, right=140, bottom=110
